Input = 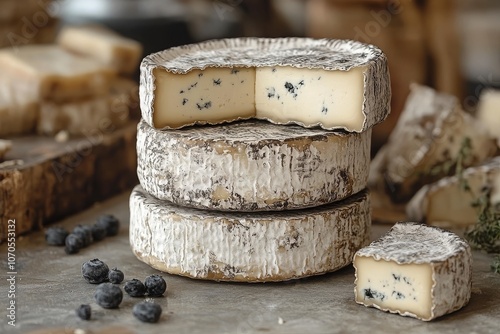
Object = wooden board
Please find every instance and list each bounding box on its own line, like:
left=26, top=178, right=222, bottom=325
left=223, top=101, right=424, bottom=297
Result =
left=0, top=122, right=137, bottom=240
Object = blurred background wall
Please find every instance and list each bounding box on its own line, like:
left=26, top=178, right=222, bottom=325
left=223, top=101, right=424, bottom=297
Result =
left=54, top=0, right=500, bottom=149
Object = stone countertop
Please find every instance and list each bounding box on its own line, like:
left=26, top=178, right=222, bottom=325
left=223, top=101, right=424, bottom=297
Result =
left=1, top=191, right=499, bottom=334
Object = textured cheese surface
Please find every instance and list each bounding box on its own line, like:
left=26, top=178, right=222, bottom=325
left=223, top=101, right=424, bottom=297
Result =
left=137, top=119, right=371, bottom=211
left=354, top=222, right=472, bottom=321
left=477, top=89, right=500, bottom=147
left=0, top=45, right=115, bottom=102
left=0, top=139, right=11, bottom=160
left=0, top=77, right=38, bottom=137
left=57, top=25, right=143, bottom=75
left=37, top=79, right=137, bottom=135
left=407, top=157, right=500, bottom=228
left=371, top=84, right=496, bottom=202
left=140, top=37, right=391, bottom=132
left=130, top=185, right=371, bottom=282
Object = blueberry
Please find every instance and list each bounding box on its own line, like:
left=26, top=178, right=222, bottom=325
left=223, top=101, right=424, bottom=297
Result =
left=108, top=268, right=124, bottom=284
left=82, top=259, right=109, bottom=284
left=144, top=274, right=167, bottom=297
left=45, top=227, right=69, bottom=246
left=76, top=304, right=91, bottom=320
left=124, top=279, right=146, bottom=297
left=94, top=283, right=123, bottom=309
left=73, top=225, right=93, bottom=247
left=65, top=233, right=84, bottom=254
left=91, top=223, right=107, bottom=242
left=96, top=214, right=120, bottom=237
left=132, top=302, right=162, bottom=323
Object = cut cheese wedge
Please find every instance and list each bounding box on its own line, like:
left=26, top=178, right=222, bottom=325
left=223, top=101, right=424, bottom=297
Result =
left=0, top=45, right=115, bottom=102
left=37, top=79, right=137, bottom=136
left=137, top=119, right=371, bottom=211
left=477, top=89, right=500, bottom=148
left=407, top=157, right=500, bottom=228
left=58, top=25, right=143, bottom=75
left=130, top=185, right=371, bottom=282
left=354, top=222, right=472, bottom=321
left=370, top=84, right=496, bottom=202
left=140, top=37, right=391, bottom=132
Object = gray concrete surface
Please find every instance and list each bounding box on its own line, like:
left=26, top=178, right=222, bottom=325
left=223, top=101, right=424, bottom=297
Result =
left=1, top=191, right=499, bottom=334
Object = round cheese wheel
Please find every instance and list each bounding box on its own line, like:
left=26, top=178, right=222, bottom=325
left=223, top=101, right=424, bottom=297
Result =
left=130, top=185, right=371, bottom=282
left=137, top=119, right=370, bottom=211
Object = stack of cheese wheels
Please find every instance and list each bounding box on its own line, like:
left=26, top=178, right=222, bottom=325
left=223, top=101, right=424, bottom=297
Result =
left=131, top=38, right=391, bottom=282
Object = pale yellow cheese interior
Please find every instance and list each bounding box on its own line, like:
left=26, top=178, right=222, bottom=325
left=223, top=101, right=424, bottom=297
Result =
left=355, top=256, right=433, bottom=320
left=152, top=66, right=366, bottom=130
left=255, top=66, right=366, bottom=130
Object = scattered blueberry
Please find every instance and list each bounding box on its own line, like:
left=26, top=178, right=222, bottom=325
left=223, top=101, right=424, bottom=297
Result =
left=132, top=302, right=162, bottom=323
left=91, top=223, right=107, bottom=242
left=124, top=279, right=146, bottom=297
left=96, top=214, right=120, bottom=237
left=108, top=268, right=124, bottom=284
left=94, top=283, right=123, bottom=309
left=76, top=304, right=91, bottom=320
left=73, top=225, right=93, bottom=247
left=45, top=227, right=69, bottom=246
left=82, top=259, right=109, bottom=284
left=65, top=233, right=84, bottom=254
left=144, top=275, right=167, bottom=297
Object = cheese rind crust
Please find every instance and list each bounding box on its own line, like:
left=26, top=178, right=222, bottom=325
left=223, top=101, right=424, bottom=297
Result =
left=130, top=185, right=371, bottom=282
left=137, top=119, right=370, bottom=211
left=354, top=222, right=472, bottom=321
left=140, top=37, right=390, bottom=132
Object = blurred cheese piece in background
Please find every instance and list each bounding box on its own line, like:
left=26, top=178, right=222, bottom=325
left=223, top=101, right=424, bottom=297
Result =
left=0, top=78, right=38, bottom=137
left=37, top=78, right=137, bottom=136
left=0, top=140, right=12, bottom=161
left=477, top=89, right=500, bottom=147
left=57, top=25, right=143, bottom=75
left=0, top=45, right=115, bottom=102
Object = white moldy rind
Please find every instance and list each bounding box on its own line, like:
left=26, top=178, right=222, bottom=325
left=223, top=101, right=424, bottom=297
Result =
left=137, top=119, right=371, bottom=211
left=140, top=37, right=391, bottom=132
left=130, top=185, right=371, bottom=282
left=370, top=84, right=496, bottom=202
left=354, top=222, right=472, bottom=321
left=407, top=157, right=500, bottom=228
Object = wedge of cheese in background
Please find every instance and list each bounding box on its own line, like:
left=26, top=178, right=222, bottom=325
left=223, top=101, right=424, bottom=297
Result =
left=369, top=84, right=496, bottom=203
left=0, top=45, right=115, bottom=102
left=0, top=77, right=38, bottom=137
left=407, top=157, right=500, bottom=229
left=0, top=140, right=12, bottom=161
left=354, top=222, right=472, bottom=321
left=477, top=89, right=500, bottom=148
left=37, top=79, right=138, bottom=136
left=58, top=25, right=143, bottom=75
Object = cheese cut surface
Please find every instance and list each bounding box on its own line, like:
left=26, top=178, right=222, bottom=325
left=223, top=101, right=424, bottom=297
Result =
left=407, top=157, right=500, bottom=228
left=57, top=25, right=143, bottom=75
left=354, top=222, right=472, bottom=321
left=370, top=84, right=496, bottom=202
left=0, top=45, right=115, bottom=102
left=130, top=185, right=371, bottom=282
left=140, top=37, right=391, bottom=132
left=477, top=89, right=500, bottom=147
left=137, top=119, right=371, bottom=211
left=37, top=79, right=137, bottom=136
